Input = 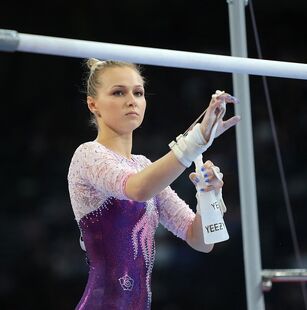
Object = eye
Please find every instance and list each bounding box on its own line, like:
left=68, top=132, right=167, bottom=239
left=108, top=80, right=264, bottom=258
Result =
left=113, top=90, right=124, bottom=96
left=134, top=91, right=144, bottom=97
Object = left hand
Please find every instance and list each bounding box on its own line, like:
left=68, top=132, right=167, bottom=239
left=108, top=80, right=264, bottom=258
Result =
left=200, top=91, right=240, bottom=142
left=189, top=160, right=224, bottom=192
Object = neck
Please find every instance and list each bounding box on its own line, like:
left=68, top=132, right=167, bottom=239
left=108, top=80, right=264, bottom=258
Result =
left=96, top=126, right=133, bottom=159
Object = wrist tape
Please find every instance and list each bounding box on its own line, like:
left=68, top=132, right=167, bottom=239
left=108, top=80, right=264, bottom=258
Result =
left=169, top=122, right=217, bottom=168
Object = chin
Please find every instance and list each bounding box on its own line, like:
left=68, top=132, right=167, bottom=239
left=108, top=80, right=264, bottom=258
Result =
left=128, top=120, right=143, bottom=131
left=119, top=124, right=141, bottom=135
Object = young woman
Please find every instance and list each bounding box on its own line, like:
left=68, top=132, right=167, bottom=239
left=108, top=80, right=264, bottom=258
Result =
left=68, top=59, right=240, bottom=309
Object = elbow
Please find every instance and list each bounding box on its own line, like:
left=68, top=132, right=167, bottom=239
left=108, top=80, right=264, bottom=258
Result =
left=186, top=220, right=214, bottom=253
left=199, top=243, right=214, bottom=253
left=125, top=174, right=156, bottom=202
left=129, top=191, right=149, bottom=202
left=125, top=184, right=152, bottom=202
left=186, top=237, right=214, bottom=253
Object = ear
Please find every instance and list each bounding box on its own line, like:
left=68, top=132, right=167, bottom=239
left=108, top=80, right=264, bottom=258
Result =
left=87, top=96, right=96, bottom=113
left=87, top=96, right=101, bottom=117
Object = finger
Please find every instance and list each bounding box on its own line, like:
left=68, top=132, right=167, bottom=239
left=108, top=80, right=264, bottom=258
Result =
left=208, top=94, right=224, bottom=111
left=199, top=166, right=211, bottom=184
left=214, top=166, right=220, bottom=173
left=204, top=179, right=224, bottom=192
left=204, top=93, right=228, bottom=125
left=217, top=92, right=240, bottom=104
left=211, top=165, right=221, bottom=177
left=210, top=178, right=224, bottom=190
left=204, top=184, right=214, bottom=192
left=189, top=172, right=200, bottom=186
left=217, top=179, right=224, bottom=187
left=204, top=160, right=214, bottom=168
left=222, top=115, right=241, bottom=131
left=209, top=96, right=227, bottom=121
left=211, top=170, right=224, bottom=185
left=211, top=167, right=224, bottom=187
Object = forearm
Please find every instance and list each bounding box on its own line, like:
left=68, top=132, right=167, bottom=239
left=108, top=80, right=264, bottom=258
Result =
left=125, top=118, right=214, bottom=202
left=186, top=212, right=214, bottom=253
left=125, top=151, right=186, bottom=201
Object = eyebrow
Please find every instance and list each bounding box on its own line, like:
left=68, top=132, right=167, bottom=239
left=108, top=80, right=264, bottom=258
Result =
left=111, top=84, right=144, bottom=89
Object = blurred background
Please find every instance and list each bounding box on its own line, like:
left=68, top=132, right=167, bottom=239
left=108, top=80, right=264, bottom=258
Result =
left=1, top=0, right=307, bottom=309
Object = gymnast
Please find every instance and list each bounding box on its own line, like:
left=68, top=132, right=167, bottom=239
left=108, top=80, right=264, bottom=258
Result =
left=67, top=59, right=240, bottom=309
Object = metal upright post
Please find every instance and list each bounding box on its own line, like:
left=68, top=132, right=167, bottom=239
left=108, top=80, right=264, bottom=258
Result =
left=226, top=1, right=265, bottom=309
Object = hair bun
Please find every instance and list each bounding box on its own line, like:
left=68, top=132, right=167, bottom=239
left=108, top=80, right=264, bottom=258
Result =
left=86, top=58, right=105, bottom=72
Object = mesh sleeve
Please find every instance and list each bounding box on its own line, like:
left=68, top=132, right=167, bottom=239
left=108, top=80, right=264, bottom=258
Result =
left=156, top=186, right=196, bottom=241
left=71, top=142, right=135, bottom=200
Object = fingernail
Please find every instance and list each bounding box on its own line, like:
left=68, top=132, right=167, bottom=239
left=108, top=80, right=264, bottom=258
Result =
left=194, top=177, right=200, bottom=183
left=200, top=166, right=207, bottom=173
left=200, top=188, right=205, bottom=192
left=231, top=95, right=240, bottom=104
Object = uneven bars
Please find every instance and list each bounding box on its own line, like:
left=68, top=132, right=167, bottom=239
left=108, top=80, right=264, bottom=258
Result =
left=1, top=29, right=307, bottom=80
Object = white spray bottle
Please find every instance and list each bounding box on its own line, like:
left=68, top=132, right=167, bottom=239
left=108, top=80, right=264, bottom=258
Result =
left=194, top=155, right=229, bottom=244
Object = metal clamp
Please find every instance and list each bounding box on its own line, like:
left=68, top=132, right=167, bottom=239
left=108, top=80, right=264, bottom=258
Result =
left=0, top=29, right=19, bottom=52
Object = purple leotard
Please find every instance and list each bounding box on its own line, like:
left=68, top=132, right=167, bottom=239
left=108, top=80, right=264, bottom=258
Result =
left=68, top=141, right=195, bottom=309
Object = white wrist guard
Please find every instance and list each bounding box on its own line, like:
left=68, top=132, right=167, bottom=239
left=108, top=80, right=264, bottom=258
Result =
left=169, top=123, right=214, bottom=167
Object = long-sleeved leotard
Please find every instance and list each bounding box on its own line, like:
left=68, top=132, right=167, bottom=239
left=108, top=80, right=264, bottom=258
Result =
left=68, top=141, right=196, bottom=310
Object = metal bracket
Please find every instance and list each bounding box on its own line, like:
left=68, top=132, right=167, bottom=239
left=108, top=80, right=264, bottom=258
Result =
left=0, top=29, right=19, bottom=52
left=262, top=269, right=307, bottom=292
left=226, top=0, right=248, bottom=5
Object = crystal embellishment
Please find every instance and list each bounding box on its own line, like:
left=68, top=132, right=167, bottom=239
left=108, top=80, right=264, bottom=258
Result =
left=118, top=274, right=134, bottom=291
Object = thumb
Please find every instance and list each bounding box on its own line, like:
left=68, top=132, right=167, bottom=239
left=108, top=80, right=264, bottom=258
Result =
left=224, top=115, right=241, bottom=130
left=189, top=172, right=200, bottom=186
left=216, top=115, right=241, bottom=137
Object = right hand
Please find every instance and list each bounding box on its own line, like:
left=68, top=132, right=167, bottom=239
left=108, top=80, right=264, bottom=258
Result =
left=200, top=91, right=240, bottom=142
left=189, top=160, right=224, bottom=192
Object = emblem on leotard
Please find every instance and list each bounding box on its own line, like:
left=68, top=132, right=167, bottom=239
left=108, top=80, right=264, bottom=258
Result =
left=119, top=274, right=134, bottom=291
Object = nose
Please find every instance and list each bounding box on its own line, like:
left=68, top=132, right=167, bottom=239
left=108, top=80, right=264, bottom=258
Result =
left=127, top=92, right=137, bottom=107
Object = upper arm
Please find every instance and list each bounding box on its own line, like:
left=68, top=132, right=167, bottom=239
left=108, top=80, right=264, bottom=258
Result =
left=72, top=143, right=135, bottom=200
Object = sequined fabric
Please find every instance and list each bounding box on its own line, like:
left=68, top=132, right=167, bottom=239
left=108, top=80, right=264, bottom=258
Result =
left=68, top=141, right=195, bottom=309
left=77, top=198, right=155, bottom=309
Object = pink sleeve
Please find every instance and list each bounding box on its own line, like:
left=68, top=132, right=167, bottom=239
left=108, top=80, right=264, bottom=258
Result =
left=156, top=186, right=196, bottom=241
left=74, top=142, right=135, bottom=200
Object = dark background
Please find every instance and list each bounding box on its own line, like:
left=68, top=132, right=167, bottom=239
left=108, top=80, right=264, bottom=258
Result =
left=1, top=0, right=307, bottom=309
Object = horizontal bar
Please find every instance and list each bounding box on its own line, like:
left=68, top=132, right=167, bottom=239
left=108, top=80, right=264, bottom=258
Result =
left=1, top=29, right=307, bottom=80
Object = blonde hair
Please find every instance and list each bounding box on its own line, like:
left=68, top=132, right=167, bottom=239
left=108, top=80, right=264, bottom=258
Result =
left=85, top=58, right=144, bottom=128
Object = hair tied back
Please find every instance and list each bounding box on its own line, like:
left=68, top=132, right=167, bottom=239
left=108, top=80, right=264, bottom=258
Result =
left=87, top=58, right=106, bottom=74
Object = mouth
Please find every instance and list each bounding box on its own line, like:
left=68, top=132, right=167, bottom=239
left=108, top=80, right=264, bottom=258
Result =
left=125, top=111, right=139, bottom=116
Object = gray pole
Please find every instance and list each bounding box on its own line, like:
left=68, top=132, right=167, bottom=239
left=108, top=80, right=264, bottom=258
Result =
left=227, top=1, right=265, bottom=309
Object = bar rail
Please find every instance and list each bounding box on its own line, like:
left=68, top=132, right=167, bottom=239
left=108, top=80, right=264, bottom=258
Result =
left=1, top=29, right=307, bottom=80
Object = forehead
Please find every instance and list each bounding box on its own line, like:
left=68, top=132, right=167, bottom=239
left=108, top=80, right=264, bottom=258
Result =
left=99, top=66, right=143, bottom=88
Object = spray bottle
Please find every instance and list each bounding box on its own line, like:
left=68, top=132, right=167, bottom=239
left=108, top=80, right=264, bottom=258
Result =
left=194, top=155, right=229, bottom=244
